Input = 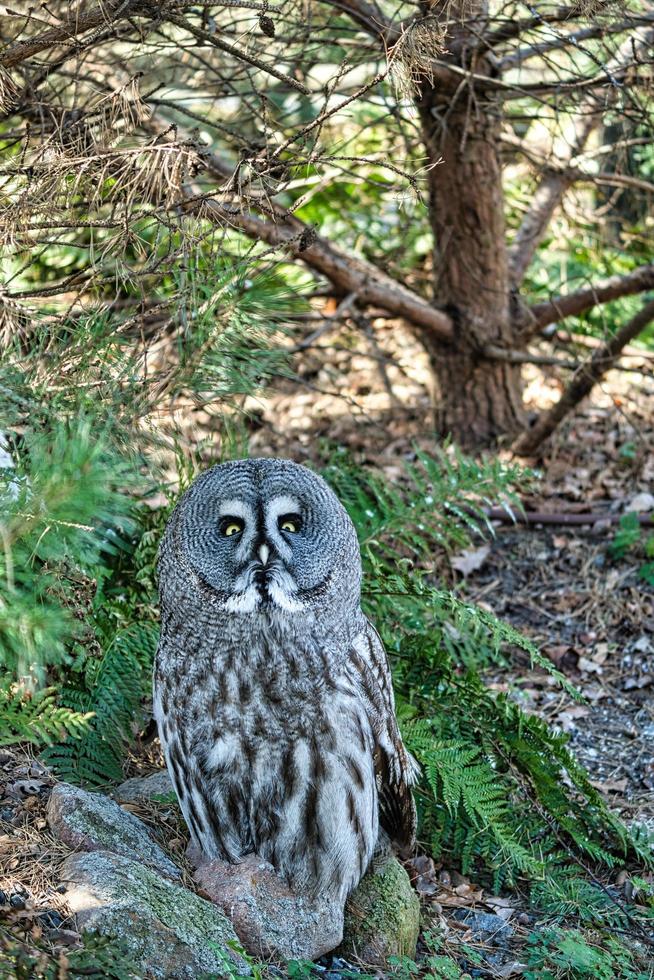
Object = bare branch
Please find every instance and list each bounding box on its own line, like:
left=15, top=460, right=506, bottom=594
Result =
left=0, top=0, right=142, bottom=70
left=164, top=11, right=312, bottom=95
left=502, top=132, right=654, bottom=197
left=314, top=0, right=398, bottom=43
left=507, top=26, right=654, bottom=286
left=498, top=13, right=654, bottom=72
left=520, top=264, right=654, bottom=337
left=513, top=298, right=654, bottom=455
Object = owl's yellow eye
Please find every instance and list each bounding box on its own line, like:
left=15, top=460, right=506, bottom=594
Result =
left=279, top=514, right=301, bottom=533
left=222, top=519, right=244, bottom=537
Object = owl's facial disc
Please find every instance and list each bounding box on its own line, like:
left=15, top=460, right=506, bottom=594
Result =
left=209, top=494, right=312, bottom=614
left=177, top=459, right=359, bottom=620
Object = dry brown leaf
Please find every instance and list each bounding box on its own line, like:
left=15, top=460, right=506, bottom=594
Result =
left=450, top=544, right=491, bottom=577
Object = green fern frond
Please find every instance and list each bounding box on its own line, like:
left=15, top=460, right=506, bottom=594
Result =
left=0, top=679, right=93, bottom=747
left=44, top=623, right=158, bottom=786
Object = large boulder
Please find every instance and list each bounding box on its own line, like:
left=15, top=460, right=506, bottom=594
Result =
left=195, top=854, right=343, bottom=962
left=61, top=850, right=248, bottom=979
left=339, top=856, right=420, bottom=967
left=47, top=782, right=180, bottom=880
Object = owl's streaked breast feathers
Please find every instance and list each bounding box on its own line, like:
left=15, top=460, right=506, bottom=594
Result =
left=155, top=458, right=416, bottom=902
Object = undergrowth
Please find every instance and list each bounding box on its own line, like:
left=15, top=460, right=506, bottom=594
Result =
left=1, top=286, right=652, bottom=976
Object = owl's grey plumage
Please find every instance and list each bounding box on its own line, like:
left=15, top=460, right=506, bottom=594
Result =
left=154, top=458, right=416, bottom=902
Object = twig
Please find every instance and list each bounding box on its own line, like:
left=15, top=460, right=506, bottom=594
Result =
left=475, top=507, right=654, bottom=529
left=513, top=299, right=654, bottom=455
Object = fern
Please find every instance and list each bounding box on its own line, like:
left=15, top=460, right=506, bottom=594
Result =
left=329, top=453, right=653, bottom=888
left=324, top=443, right=531, bottom=564
left=44, top=623, right=158, bottom=786
left=0, top=926, right=140, bottom=979
left=0, top=680, right=93, bottom=747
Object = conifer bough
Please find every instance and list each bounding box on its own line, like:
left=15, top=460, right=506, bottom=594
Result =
left=2, top=0, right=654, bottom=450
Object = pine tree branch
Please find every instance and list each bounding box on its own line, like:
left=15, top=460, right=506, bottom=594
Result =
left=0, top=0, right=143, bottom=69
left=513, top=298, right=654, bottom=455
left=518, top=265, right=654, bottom=338
left=154, top=123, right=455, bottom=342
left=314, top=0, right=398, bottom=43
left=198, top=195, right=455, bottom=341
left=497, top=13, right=654, bottom=72
left=164, top=11, right=311, bottom=94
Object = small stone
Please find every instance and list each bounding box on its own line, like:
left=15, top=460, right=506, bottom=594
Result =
left=114, top=770, right=176, bottom=804
left=195, top=854, right=343, bottom=961
left=9, top=893, right=26, bottom=910
left=37, top=909, right=64, bottom=929
left=627, top=492, right=654, bottom=514
left=61, top=850, right=247, bottom=979
left=47, top=783, right=180, bottom=880
left=452, top=909, right=514, bottom=944
left=338, top=856, right=420, bottom=967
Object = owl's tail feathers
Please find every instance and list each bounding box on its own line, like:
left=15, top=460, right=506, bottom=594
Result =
left=406, top=749, right=421, bottom=785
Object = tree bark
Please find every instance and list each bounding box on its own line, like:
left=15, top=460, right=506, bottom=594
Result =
left=416, top=19, right=525, bottom=446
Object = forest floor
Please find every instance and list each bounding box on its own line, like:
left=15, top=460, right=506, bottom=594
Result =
left=235, top=314, right=653, bottom=819
left=243, top=315, right=654, bottom=839
left=1, top=316, right=653, bottom=977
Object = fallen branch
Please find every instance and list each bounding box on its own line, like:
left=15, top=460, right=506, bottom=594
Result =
left=477, top=507, right=654, bottom=529
left=513, top=298, right=654, bottom=455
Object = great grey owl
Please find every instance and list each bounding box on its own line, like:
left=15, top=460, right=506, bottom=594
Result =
left=154, top=457, right=417, bottom=902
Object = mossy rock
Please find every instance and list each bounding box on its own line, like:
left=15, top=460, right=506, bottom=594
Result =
left=338, top=856, right=420, bottom=967
left=62, top=850, right=248, bottom=979
left=47, top=782, right=180, bottom=879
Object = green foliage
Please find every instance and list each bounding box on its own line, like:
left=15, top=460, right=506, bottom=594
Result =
left=324, top=443, right=530, bottom=566
left=0, top=928, right=141, bottom=980
left=0, top=416, right=136, bottom=681
left=0, top=682, right=92, bottom=747
left=608, top=512, right=654, bottom=586
left=524, top=927, right=653, bottom=980
left=386, top=928, right=481, bottom=979
left=43, top=623, right=158, bottom=786
left=531, top=872, right=634, bottom=928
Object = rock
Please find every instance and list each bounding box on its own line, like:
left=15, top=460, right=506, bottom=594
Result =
left=114, top=770, right=176, bottom=804
left=627, top=492, right=654, bottom=514
left=47, top=783, right=180, bottom=880
left=61, top=850, right=247, bottom=979
left=452, top=908, right=515, bottom=944
left=195, top=854, right=344, bottom=962
left=338, top=856, right=420, bottom=967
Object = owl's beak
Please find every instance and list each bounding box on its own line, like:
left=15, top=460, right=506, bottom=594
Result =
left=258, top=543, right=270, bottom=566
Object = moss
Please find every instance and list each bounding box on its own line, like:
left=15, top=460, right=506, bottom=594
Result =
left=339, top=856, right=420, bottom=967
left=49, top=783, right=180, bottom=879
left=63, top=851, right=247, bottom=978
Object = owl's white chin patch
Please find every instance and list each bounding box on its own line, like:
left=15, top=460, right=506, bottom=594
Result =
left=267, top=582, right=304, bottom=613
left=225, top=587, right=260, bottom=613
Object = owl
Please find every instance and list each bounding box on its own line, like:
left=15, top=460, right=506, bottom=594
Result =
left=154, top=458, right=416, bottom=903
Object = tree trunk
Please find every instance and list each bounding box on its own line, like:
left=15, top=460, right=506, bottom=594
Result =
left=415, top=23, right=526, bottom=446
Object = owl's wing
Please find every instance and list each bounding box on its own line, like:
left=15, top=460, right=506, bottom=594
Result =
left=348, top=621, right=419, bottom=851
